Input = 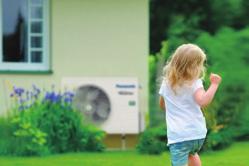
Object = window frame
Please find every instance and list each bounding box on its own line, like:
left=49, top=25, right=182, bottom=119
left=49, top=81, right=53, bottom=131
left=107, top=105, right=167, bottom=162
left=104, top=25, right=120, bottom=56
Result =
left=0, top=0, right=50, bottom=72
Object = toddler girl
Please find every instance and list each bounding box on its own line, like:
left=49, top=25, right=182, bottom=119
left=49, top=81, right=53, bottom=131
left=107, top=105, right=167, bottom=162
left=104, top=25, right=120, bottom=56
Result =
left=159, top=44, right=221, bottom=166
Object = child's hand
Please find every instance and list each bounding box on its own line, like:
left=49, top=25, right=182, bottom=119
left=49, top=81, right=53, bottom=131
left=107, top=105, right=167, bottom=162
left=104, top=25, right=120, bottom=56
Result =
left=210, top=73, right=222, bottom=85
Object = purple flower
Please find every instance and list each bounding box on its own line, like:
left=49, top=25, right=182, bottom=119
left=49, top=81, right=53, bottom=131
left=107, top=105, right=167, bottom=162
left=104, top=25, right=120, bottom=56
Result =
left=54, top=94, right=61, bottom=103
left=64, top=97, right=73, bottom=103
left=62, top=91, right=74, bottom=104
left=63, top=91, right=74, bottom=98
left=13, top=87, right=25, bottom=96
left=44, top=91, right=62, bottom=103
left=32, top=84, right=41, bottom=99
left=9, top=85, right=75, bottom=112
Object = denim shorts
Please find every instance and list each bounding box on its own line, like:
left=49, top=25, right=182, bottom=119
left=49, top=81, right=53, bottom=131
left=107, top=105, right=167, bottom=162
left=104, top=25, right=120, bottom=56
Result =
left=169, top=139, right=205, bottom=166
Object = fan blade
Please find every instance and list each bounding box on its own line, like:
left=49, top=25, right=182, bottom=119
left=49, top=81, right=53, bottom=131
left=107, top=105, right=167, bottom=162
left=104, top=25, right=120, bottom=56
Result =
left=96, top=101, right=110, bottom=119
left=74, top=85, right=111, bottom=123
left=86, top=89, right=100, bottom=101
left=84, top=102, right=97, bottom=115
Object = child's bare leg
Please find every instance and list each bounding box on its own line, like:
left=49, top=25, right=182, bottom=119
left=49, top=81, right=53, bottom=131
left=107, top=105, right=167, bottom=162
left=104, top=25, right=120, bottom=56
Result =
left=188, top=154, right=201, bottom=166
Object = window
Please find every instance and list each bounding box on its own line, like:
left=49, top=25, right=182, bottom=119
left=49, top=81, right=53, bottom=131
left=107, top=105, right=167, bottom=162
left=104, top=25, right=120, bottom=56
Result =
left=0, top=0, right=49, bottom=71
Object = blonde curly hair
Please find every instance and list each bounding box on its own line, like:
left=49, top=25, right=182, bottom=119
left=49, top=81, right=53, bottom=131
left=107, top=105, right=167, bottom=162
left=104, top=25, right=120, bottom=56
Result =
left=163, top=44, right=206, bottom=92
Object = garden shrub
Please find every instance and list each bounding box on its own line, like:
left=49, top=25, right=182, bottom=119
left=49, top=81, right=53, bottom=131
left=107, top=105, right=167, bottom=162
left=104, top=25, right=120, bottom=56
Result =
left=0, top=116, right=46, bottom=156
left=149, top=42, right=169, bottom=127
left=137, top=125, right=167, bottom=155
left=0, top=117, right=16, bottom=155
left=196, top=28, right=249, bottom=145
left=11, top=116, right=49, bottom=156
left=36, top=101, right=84, bottom=153
left=80, top=125, right=106, bottom=152
left=0, top=85, right=105, bottom=156
left=36, top=102, right=105, bottom=153
left=203, top=128, right=234, bottom=151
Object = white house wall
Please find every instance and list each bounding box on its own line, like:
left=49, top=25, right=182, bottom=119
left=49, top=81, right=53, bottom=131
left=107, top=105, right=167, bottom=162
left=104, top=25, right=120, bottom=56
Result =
left=0, top=0, right=149, bottom=122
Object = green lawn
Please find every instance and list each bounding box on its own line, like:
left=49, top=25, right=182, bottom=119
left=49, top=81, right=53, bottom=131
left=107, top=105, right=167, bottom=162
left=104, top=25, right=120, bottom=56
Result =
left=0, top=142, right=248, bottom=166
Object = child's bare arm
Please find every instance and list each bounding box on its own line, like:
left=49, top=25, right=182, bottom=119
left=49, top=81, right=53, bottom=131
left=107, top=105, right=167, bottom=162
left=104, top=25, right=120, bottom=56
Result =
left=159, top=96, right=166, bottom=110
left=194, top=73, right=222, bottom=107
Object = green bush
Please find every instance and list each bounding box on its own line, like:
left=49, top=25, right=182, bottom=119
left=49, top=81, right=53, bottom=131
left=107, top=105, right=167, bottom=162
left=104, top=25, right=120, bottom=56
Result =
left=0, top=115, right=48, bottom=156
left=11, top=117, right=49, bottom=156
left=196, top=27, right=249, bottom=144
left=0, top=117, right=16, bottom=155
left=37, top=103, right=105, bottom=153
left=137, top=125, right=167, bottom=155
left=36, top=102, right=83, bottom=153
left=149, top=42, right=169, bottom=127
left=0, top=86, right=105, bottom=156
left=80, top=125, right=106, bottom=152
left=203, top=128, right=234, bottom=151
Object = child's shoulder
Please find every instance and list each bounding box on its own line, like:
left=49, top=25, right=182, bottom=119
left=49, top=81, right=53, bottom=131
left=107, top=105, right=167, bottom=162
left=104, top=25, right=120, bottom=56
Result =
left=192, top=79, right=204, bottom=91
left=160, top=79, right=170, bottom=88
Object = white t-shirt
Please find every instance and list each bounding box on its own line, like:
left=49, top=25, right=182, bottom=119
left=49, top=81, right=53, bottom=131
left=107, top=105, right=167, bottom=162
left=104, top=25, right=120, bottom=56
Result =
left=159, top=79, right=207, bottom=145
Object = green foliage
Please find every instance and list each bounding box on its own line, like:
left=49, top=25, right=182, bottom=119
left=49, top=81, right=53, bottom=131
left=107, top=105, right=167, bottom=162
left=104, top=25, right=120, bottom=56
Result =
left=207, top=0, right=243, bottom=30
left=148, top=42, right=169, bottom=127
left=0, top=115, right=47, bottom=156
left=150, top=0, right=248, bottom=53
left=196, top=28, right=249, bottom=143
left=0, top=117, right=16, bottom=155
left=0, top=86, right=105, bottom=156
left=37, top=102, right=82, bottom=153
left=166, top=14, right=203, bottom=53
left=137, top=125, right=167, bottom=155
left=168, top=15, right=203, bottom=40
left=148, top=55, right=157, bottom=93
left=37, top=104, right=105, bottom=153
left=203, top=128, right=234, bottom=151
left=150, top=0, right=211, bottom=52
left=11, top=115, right=49, bottom=156
left=239, top=0, right=249, bottom=27
left=80, top=125, right=106, bottom=152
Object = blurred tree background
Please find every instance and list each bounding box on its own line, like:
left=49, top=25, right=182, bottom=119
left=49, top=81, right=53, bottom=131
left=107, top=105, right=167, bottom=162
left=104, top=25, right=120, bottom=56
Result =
left=150, top=0, right=249, bottom=54
left=146, top=0, right=249, bottom=153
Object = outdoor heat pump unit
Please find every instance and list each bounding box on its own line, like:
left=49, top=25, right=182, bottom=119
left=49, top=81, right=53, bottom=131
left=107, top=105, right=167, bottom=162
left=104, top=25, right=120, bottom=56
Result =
left=61, top=77, right=140, bottom=134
